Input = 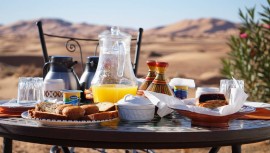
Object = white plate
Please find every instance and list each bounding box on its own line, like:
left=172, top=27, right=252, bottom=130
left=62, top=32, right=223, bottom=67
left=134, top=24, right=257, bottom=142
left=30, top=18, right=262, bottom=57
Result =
left=0, top=99, right=36, bottom=108
left=21, top=111, right=116, bottom=126
left=244, top=101, right=270, bottom=108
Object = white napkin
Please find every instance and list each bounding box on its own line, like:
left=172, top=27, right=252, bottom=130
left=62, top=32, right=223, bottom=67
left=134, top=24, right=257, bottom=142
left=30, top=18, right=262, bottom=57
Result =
left=143, top=91, right=174, bottom=117
left=144, top=87, right=249, bottom=117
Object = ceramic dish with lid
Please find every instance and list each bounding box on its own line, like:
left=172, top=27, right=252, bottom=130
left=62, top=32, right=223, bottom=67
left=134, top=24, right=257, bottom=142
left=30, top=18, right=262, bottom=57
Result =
left=116, top=94, right=155, bottom=122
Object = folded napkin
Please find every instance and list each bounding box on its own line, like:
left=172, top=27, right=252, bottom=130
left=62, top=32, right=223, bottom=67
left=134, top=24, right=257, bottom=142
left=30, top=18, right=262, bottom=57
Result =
left=240, top=108, right=270, bottom=120
left=0, top=108, right=23, bottom=118
left=0, top=99, right=35, bottom=118
left=144, top=87, right=248, bottom=117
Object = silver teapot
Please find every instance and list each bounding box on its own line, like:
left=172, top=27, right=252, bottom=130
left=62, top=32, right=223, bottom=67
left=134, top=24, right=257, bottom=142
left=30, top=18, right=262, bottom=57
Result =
left=43, top=56, right=80, bottom=90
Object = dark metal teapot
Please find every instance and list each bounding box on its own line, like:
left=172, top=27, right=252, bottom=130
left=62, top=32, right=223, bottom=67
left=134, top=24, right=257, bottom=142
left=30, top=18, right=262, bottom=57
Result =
left=79, top=56, right=99, bottom=90
left=43, top=56, right=80, bottom=90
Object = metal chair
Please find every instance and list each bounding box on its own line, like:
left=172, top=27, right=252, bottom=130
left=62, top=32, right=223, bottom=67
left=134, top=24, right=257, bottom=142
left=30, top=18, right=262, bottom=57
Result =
left=36, top=20, right=143, bottom=77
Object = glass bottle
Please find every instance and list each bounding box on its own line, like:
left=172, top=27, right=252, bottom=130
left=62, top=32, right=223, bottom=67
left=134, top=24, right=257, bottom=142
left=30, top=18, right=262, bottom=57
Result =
left=137, top=60, right=156, bottom=95
left=146, top=62, right=174, bottom=96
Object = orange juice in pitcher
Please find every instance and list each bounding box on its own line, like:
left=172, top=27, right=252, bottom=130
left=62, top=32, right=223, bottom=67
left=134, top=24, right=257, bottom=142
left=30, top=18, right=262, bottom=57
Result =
left=91, top=27, right=138, bottom=103
left=92, top=84, right=137, bottom=103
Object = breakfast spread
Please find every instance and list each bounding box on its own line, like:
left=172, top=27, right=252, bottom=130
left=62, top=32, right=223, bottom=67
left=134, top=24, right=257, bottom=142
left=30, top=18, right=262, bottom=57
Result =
left=28, top=102, right=117, bottom=121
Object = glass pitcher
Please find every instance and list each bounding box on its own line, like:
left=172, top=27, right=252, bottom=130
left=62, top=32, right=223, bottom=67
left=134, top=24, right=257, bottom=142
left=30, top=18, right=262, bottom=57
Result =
left=91, top=26, right=138, bottom=103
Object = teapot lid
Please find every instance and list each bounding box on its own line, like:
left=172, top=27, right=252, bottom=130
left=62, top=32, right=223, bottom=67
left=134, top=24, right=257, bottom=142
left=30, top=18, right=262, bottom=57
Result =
left=99, top=26, right=131, bottom=40
left=50, top=56, right=73, bottom=63
left=86, top=56, right=99, bottom=64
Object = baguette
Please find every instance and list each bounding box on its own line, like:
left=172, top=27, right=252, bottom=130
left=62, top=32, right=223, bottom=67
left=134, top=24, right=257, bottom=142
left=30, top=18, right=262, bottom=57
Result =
left=80, top=104, right=99, bottom=115
left=55, top=104, right=72, bottom=115
left=62, top=106, right=85, bottom=120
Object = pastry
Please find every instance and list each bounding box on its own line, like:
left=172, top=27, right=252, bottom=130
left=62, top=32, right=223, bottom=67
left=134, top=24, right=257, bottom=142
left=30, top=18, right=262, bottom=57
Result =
left=62, top=106, right=85, bottom=120
left=28, top=109, right=68, bottom=120
left=55, top=104, right=72, bottom=115
left=197, top=93, right=228, bottom=109
left=80, top=104, right=99, bottom=115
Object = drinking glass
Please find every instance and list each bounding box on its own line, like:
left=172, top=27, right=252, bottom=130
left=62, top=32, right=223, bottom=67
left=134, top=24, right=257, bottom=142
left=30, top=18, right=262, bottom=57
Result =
left=220, top=79, right=244, bottom=99
left=17, top=77, right=44, bottom=104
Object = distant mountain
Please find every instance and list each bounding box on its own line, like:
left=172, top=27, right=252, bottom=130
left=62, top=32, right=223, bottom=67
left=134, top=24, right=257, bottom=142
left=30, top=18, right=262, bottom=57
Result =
left=0, top=18, right=239, bottom=38
left=0, top=18, right=136, bottom=37
left=144, top=18, right=239, bottom=38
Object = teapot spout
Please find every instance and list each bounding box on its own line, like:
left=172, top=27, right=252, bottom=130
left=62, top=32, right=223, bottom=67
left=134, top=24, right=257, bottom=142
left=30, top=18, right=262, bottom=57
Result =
left=68, top=61, right=78, bottom=69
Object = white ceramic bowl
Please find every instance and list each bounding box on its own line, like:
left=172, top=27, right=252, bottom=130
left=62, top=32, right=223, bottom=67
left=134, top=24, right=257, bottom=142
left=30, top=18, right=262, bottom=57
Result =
left=116, top=95, right=155, bottom=122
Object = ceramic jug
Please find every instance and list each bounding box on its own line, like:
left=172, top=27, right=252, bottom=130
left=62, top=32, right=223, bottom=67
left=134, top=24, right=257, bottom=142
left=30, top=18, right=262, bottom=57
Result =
left=91, top=26, right=138, bottom=103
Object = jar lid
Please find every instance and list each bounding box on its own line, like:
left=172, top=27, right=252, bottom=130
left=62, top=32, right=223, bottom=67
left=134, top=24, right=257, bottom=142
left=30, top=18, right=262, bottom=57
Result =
left=117, top=94, right=153, bottom=106
left=156, top=62, right=168, bottom=67
left=99, top=26, right=131, bottom=40
left=169, top=78, right=196, bottom=88
left=196, top=87, right=219, bottom=92
left=147, top=60, right=156, bottom=66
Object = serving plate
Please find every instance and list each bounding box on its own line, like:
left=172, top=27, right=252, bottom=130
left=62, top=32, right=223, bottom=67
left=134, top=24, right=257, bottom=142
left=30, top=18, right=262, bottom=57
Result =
left=244, top=101, right=270, bottom=108
left=21, top=111, right=117, bottom=126
left=0, top=99, right=35, bottom=113
left=173, top=105, right=256, bottom=128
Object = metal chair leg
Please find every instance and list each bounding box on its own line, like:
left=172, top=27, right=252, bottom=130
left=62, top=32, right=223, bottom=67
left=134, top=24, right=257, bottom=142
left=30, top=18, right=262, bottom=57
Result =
left=232, top=145, right=241, bottom=153
left=60, top=146, right=71, bottom=153
left=3, top=137, right=12, bottom=153
left=209, top=146, right=221, bottom=153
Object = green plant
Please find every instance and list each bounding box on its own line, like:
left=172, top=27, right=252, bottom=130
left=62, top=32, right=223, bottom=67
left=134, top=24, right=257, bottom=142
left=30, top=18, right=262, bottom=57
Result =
left=221, top=0, right=270, bottom=102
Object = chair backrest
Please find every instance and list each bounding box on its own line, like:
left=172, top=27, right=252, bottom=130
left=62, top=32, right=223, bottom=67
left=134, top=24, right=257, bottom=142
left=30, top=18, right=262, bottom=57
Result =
left=36, top=20, right=143, bottom=76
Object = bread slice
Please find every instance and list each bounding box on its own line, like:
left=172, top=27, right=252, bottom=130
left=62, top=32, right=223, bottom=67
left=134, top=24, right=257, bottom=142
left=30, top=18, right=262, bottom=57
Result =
left=35, top=102, right=60, bottom=113
left=96, top=102, right=115, bottom=112
left=28, top=109, right=68, bottom=120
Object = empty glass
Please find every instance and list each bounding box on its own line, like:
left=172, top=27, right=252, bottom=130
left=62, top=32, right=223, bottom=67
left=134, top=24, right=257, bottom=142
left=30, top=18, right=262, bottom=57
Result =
left=17, top=77, right=44, bottom=103
left=220, top=79, right=244, bottom=100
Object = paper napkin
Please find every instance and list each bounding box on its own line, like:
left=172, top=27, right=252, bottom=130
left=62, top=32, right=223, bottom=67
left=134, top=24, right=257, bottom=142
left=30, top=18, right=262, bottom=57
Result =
left=144, top=87, right=249, bottom=117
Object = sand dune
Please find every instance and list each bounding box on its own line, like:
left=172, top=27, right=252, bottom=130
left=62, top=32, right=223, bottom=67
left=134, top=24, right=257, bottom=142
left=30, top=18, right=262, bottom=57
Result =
left=144, top=18, right=238, bottom=38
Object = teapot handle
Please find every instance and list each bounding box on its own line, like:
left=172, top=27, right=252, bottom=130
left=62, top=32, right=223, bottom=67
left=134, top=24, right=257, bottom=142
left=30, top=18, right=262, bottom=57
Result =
left=43, top=62, right=51, bottom=79
left=117, top=41, right=126, bottom=77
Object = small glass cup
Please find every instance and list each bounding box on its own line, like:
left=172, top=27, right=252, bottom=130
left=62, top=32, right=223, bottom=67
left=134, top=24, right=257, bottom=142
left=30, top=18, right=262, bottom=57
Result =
left=17, top=77, right=44, bottom=104
left=220, top=79, right=244, bottom=100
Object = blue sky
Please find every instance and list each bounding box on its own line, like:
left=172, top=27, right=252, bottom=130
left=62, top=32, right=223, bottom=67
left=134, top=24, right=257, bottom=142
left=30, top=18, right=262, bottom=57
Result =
left=0, top=0, right=268, bottom=29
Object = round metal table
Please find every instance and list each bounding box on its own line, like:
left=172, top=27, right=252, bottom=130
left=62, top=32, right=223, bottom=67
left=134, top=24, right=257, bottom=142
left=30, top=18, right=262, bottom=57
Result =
left=0, top=114, right=270, bottom=153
